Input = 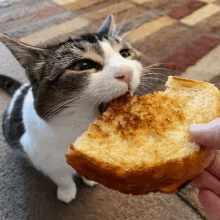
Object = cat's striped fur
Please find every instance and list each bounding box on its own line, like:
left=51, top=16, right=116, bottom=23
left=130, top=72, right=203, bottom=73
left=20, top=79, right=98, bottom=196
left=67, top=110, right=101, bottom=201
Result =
left=0, top=15, right=142, bottom=203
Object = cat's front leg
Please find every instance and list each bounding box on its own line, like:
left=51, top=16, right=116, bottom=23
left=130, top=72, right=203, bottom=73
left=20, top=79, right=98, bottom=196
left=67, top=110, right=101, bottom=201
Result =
left=50, top=175, right=77, bottom=203
left=81, top=176, right=99, bottom=187
left=57, top=182, right=77, bottom=203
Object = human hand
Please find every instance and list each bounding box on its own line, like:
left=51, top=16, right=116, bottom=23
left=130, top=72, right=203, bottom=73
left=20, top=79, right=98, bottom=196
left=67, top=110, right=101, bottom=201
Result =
left=189, top=119, right=220, bottom=220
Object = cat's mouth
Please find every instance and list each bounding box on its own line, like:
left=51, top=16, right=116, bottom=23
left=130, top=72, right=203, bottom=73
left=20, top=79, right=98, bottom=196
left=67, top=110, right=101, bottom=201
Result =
left=98, top=92, right=131, bottom=114
left=98, top=96, right=121, bottom=114
left=98, top=101, right=113, bottom=114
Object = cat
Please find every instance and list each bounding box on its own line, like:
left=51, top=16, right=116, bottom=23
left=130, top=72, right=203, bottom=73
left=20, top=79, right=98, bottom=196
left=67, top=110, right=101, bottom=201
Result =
left=0, top=15, right=143, bottom=203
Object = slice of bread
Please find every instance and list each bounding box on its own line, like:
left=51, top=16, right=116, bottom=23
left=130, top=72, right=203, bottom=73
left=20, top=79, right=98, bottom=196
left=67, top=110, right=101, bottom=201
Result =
left=66, top=76, right=220, bottom=195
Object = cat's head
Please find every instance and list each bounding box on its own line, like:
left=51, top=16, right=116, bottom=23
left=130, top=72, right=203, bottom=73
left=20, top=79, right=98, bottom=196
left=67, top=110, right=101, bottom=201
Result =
left=0, top=15, right=142, bottom=121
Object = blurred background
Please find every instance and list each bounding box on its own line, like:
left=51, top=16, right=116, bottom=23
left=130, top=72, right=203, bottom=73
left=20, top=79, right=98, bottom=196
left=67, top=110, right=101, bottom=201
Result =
left=0, top=0, right=219, bottom=219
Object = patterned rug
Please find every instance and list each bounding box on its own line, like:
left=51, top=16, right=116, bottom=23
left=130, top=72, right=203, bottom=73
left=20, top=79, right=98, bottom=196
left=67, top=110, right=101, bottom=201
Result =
left=1, top=0, right=220, bottom=219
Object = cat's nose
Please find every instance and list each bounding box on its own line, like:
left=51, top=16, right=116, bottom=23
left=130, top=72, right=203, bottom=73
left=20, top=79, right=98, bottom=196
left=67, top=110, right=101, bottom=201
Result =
left=115, top=66, right=133, bottom=90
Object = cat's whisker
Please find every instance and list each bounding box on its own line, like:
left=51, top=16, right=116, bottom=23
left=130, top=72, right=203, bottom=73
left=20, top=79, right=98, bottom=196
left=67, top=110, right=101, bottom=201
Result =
left=142, top=62, right=172, bottom=69
left=90, top=92, right=112, bottom=117
left=142, top=68, right=181, bottom=76
left=141, top=78, right=167, bottom=84
left=46, top=98, right=77, bottom=115
left=139, top=81, right=160, bottom=90
left=139, top=83, right=156, bottom=89
left=66, top=90, right=102, bottom=117
left=136, top=87, right=151, bottom=95
left=141, top=75, right=167, bottom=83
left=146, top=71, right=160, bottom=83
left=142, top=71, right=168, bottom=78
left=143, top=67, right=168, bottom=71
left=138, top=84, right=154, bottom=93
left=142, top=67, right=168, bottom=73
left=140, top=77, right=155, bottom=84
left=103, top=102, right=108, bottom=111
left=140, top=82, right=156, bottom=87
left=148, top=77, right=167, bottom=83
left=89, top=86, right=125, bottom=116
left=140, top=60, right=170, bottom=73
left=135, top=88, right=142, bottom=96
left=142, top=75, right=167, bottom=83
left=141, top=75, right=160, bottom=82
left=56, top=97, right=87, bottom=116
left=142, top=62, right=182, bottom=75
left=44, top=94, right=88, bottom=120
left=141, top=70, right=167, bottom=80
left=48, top=100, right=88, bottom=120
left=90, top=96, right=102, bottom=117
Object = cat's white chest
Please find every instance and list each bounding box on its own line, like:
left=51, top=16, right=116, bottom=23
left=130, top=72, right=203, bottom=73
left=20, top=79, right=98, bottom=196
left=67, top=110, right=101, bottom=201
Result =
left=20, top=89, right=99, bottom=174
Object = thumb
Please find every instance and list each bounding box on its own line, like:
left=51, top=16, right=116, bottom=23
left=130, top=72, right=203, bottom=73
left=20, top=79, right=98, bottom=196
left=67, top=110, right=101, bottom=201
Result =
left=189, top=118, right=220, bottom=149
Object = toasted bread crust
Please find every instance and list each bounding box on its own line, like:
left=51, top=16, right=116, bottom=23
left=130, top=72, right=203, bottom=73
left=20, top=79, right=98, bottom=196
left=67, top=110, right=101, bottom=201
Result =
left=168, top=76, right=217, bottom=88
left=66, top=144, right=214, bottom=194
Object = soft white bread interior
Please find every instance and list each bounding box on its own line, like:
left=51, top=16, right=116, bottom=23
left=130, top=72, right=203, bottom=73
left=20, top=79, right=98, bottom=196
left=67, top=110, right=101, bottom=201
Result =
left=66, top=76, right=220, bottom=195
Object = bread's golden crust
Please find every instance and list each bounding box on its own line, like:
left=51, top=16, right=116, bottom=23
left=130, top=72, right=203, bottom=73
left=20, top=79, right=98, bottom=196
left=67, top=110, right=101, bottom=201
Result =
left=168, top=76, right=216, bottom=88
left=66, top=144, right=215, bottom=194
left=168, top=76, right=208, bottom=88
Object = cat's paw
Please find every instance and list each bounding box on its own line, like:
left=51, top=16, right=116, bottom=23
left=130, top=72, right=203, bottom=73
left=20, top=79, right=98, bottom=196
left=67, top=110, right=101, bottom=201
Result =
left=57, top=184, right=77, bottom=203
left=81, top=176, right=99, bottom=187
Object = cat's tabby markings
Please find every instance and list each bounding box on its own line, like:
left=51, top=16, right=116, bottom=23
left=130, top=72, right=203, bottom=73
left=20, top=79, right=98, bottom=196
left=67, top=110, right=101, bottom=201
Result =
left=0, top=15, right=142, bottom=203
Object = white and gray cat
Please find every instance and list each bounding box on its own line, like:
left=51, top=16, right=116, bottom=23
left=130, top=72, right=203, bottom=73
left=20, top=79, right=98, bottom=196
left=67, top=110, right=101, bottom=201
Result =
left=0, top=15, right=143, bottom=203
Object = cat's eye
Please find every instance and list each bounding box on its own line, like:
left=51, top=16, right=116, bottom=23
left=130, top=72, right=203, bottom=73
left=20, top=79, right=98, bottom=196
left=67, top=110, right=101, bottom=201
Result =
left=68, top=59, right=102, bottom=71
left=120, top=49, right=131, bottom=58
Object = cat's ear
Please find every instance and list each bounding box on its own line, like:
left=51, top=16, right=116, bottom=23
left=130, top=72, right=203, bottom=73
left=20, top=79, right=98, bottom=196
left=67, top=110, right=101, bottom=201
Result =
left=97, top=14, right=115, bottom=36
left=0, top=34, right=47, bottom=73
